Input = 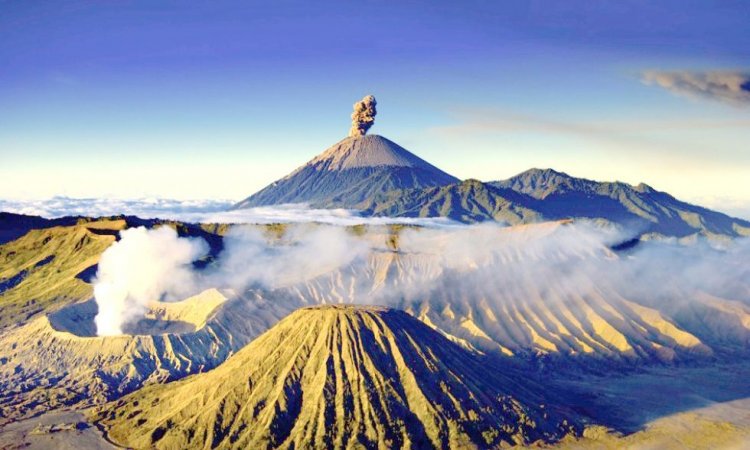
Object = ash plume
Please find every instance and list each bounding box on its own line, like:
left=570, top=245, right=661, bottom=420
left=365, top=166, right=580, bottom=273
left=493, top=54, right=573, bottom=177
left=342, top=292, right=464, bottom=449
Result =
left=349, top=95, right=377, bottom=137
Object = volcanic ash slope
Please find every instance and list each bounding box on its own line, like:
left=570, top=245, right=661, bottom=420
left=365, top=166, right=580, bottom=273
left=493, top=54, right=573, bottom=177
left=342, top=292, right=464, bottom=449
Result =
left=0, top=288, right=293, bottom=424
left=273, top=222, right=721, bottom=363
left=98, top=305, right=581, bottom=449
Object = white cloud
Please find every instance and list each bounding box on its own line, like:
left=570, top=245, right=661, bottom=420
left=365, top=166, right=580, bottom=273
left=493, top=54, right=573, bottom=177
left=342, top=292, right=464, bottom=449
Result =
left=642, top=70, right=750, bottom=106
left=173, top=204, right=460, bottom=227
left=94, top=226, right=209, bottom=336
left=0, top=197, right=460, bottom=227
left=0, top=197, right=233, bottom=219
left=93, top=224, right=373, bottom=335
left=92, top=221, right=750, bottom=344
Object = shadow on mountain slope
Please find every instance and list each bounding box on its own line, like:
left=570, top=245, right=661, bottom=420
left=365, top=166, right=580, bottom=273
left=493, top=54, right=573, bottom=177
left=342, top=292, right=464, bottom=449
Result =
left=547, top=361, right=750, bottom=435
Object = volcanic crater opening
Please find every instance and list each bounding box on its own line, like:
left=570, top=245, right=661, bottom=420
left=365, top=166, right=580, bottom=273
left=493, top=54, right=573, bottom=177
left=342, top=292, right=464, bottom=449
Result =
left=48, top=288, right=227, bottom=337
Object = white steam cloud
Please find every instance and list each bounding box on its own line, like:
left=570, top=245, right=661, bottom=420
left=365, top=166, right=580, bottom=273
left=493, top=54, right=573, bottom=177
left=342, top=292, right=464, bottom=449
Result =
left=390, top=222, right=750, bottom=306
left=93, top=220, right=750, bottom=349
left=94, top=227, right=209, bottom=336
left=0, top=197, right=460, bottom=226
left=93, top=224, right=370, bottom=335
left=349, top=95, right=377, bottom=137
left=363, top=222, right=628, bottom=310
left=204, top=225, right=370, bottom=291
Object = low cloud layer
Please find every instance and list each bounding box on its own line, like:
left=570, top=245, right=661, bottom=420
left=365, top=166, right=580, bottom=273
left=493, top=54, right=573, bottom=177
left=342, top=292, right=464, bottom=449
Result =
left=642, top=70, right=750, bottom=106
left=93, top=224, right=371, bottom=335
left=0, top=197, right=457, bottom=227
left=92, top=221, right=750, bottom=346
left=390, top=223, right=750, bottom=310
left=170, top=204, right=458, bottom=227
left=0, top=197, right=233, bottom=220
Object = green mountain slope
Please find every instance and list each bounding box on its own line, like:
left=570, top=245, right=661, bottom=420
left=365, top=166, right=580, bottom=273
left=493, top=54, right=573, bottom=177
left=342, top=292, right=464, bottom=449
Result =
left=356, top=169, right=749, bottom=238
left=491, top=168, right=750, bottom=238
left=360, top=179, right=542, bottom=224
left=0, top=220, right=120, bottom=331
left=0, top=215, right=230, bottom=332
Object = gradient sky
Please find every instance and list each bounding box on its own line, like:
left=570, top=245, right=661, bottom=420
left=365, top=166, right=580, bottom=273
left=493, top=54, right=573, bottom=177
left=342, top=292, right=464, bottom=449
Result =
left=2, top=1, right=749, bottom=218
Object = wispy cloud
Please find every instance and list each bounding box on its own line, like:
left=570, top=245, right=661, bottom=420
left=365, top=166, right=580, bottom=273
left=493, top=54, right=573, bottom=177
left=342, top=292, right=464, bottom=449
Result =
left=166, top=204, right=459, bottom=227
left=642, top=70, right=750, bottom=106
left=433, top=108, right=750, bottom=137
left=0, top=197, right=459, bottom=227
left=428, top=108, right=750, bottom=166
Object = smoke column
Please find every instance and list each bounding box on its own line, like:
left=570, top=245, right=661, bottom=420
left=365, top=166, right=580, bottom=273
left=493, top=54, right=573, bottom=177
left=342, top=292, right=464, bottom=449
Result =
left=349, top=95, right=377, bottom=137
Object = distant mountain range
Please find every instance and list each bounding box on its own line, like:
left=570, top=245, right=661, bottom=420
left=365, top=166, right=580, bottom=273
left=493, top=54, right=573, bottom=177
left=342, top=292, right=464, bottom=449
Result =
left=236, top=134, right=750, bottom=239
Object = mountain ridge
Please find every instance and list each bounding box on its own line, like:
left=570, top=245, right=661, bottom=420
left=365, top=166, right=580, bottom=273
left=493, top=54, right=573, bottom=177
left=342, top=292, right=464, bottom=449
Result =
left=491, top=168, right=750, bottom=238
left=492, top=168, right=663, bottom=200
left=232, top=135, right=749, bottom=239
left=96, top=305, right=582, bottom=449
left=234, top=135, right=459, bottom=209
left=360, top=178, right=543, bottom=224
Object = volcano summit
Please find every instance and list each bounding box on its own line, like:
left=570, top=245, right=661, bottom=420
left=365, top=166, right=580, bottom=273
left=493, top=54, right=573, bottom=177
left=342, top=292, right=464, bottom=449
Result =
left=98, top=305, right=581, bottom=449
left=235, top=95, right=458, bottom=209
left=233, top=96, right=750, bottom=240
left=234, top=124, right=459, bottom=209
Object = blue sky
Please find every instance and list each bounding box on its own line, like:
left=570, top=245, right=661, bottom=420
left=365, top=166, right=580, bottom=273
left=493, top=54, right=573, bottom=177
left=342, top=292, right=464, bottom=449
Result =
left=1, top=1, right=749, bottom=218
